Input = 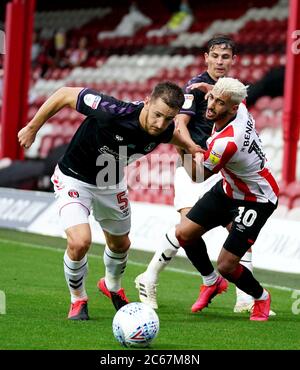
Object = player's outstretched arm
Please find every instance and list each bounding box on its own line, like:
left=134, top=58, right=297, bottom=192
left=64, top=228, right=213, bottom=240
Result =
left=18, top=87, right=83, bottom=149
left=183, top=152, right=214, bottom=183
left=175, top=113, right=193, bottom=143
left=186, top=82, right=213, bottom=95
left=169, top=126, right=204, bottom=155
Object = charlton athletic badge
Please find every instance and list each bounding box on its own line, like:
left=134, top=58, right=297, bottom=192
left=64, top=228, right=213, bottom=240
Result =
left=68, top=190, right=79, bottom=198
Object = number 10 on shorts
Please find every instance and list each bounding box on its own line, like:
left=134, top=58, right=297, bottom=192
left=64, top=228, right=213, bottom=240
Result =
left=235, top=206, right=257, bottom=227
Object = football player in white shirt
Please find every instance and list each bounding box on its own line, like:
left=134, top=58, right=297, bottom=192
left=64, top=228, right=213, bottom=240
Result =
left=175, top=77, right=278, bottom=321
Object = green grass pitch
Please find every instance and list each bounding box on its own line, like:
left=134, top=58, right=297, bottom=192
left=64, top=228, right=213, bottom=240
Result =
left=0, top=228, right=299, bottom=350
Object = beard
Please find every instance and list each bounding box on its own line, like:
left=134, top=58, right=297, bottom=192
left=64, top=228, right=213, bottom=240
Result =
left=206, top=109, right=228, bottom=121
left=214, top=110, right=229, bottom=121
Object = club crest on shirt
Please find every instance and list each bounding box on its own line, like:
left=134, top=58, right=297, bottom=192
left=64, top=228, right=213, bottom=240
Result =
left=182, top=94, right=194, bottom=109
left=209, top=150, right=221, bottom=165
left=68, top=190, right=79, bottom=198
left=144, top=142, right=156, bottom=152
left=84, top=94, right=101, bottom=109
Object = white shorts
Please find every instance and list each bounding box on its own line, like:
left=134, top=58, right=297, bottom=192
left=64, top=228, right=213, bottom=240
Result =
left=173, top=166, right=222, bottom=211
left=51, top=166, right=131, bottom=235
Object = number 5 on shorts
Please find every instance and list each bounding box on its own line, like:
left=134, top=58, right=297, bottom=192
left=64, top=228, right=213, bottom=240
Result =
left=117, top=191, right=129, bottom=210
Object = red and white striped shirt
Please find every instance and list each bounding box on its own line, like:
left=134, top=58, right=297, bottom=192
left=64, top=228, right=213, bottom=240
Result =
left=204, top=103, right=279, bottom=204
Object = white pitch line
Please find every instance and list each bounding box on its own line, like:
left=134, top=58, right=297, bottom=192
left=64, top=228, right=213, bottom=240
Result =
left=0, top=238, right=296, bottom=292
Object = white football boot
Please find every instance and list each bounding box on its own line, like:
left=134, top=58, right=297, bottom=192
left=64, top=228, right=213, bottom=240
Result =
left=135, top=273, right=158, bottom=310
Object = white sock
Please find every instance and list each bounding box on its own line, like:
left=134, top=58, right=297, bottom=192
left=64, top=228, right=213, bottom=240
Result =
left=236, top=251, right=254, bottom=302
left=103, top=245, right=128, bottom=292
left=64, top=251, right=88, bottom=303
left=257, top=289, right=269, bottom=301
left=202, top=270, right=218, bottom=286
left=240, top=252, right=253, bottom=272
left=144, top=226, right=180, bottom=284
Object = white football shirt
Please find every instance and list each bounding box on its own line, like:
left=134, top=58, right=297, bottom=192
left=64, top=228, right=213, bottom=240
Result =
left=204, top=103, right=279, bottom=204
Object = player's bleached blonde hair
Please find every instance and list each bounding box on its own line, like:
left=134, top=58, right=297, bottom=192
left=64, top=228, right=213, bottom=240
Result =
left=213, top=77, right=248, bottom=104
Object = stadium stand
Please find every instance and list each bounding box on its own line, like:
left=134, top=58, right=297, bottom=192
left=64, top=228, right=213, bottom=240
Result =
left=1, top=0, right=298, bottom=216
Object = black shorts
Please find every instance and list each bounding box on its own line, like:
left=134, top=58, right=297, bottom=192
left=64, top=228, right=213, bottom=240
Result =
left=186, top=180, right=277, bottom=258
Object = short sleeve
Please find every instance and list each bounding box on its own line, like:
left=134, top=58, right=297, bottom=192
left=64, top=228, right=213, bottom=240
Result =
left=76, top=88, right=136, bottom=119
left=179, top=87, right=206, bottom=116
left=179, top=91, right=197, bottom=116
left=204, top=139, right=237, bottom=173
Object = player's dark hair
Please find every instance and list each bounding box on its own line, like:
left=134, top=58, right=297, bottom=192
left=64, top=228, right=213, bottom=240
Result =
left=151, top=81, right=184, bottom=110
left=207, top=35, right=236, bottom=55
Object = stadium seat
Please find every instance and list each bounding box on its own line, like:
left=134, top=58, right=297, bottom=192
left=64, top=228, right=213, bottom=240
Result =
left=278, top=192, right=291, bottom=208
left=255, top=96, right=272, bottom=111
left=23, top=0, right=288, bottom=201
left=269, top=96, right=283, bottom=112
left=287, top=182, right=300, bottom=208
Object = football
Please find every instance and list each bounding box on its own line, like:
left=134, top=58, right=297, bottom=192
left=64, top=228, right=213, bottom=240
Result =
left=112, top=302, right=160, bottom=348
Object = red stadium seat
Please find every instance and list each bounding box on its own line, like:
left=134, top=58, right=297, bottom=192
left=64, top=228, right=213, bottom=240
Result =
left=252, top=54, right=265, bottom=66
left=278, top=193, right=291, bottom=208
left=240, top=54, right=252, bottom=67
left=255, top=115, right=269, bottom=131
left=277, top=180, right=291, bottom=208
left=269, top=97, right=283, bottom=112
left=272, top=111, right=282, bottom=128
left=27, top=106, right=39, bottom=120
left=287, top=182, right=300, bottom=204
left=255, top=96, right=272, bottom=111
left=291, top=197, right=300, bottom=209
left=251, top=68, right=266, bottom=83
left=39, top=135, right=55, bottom=158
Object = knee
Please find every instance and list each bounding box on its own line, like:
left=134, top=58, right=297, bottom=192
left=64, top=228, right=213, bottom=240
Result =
left=67, top=234, right=91, bottom=258
left=106, top=234, right=130, bottom=253
left=175, top=225, right=194, bottom=247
